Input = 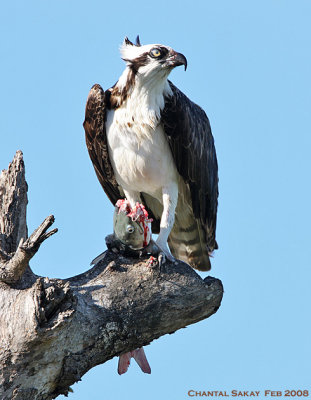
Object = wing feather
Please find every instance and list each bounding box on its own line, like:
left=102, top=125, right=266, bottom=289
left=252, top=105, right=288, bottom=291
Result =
left=83, top=84, right=122, bottom=205
left=161, top=81, right=218, bottom=252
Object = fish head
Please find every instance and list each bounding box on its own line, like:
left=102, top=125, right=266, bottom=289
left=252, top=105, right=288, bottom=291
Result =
left=113, top=206, right=151, bottom=250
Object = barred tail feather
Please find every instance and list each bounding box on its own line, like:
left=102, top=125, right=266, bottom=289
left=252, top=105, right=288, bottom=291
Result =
left=168, top=215, right=211, bottom=271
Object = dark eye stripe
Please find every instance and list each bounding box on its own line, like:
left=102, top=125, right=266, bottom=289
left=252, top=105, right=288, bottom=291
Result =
left=159, top=47, right=169, bottom=56
left=128, top=46, right=170, bottom=74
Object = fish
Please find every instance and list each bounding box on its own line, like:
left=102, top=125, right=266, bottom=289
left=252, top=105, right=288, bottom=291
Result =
left=90, top=200, right=153, bottom=265
left=113, top=199, right=152, bottom=250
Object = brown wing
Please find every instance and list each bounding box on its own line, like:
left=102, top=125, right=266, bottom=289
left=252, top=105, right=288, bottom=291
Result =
left=83, top=84, right=122, bottom=205
left=161, top=81, right=219, bottom=253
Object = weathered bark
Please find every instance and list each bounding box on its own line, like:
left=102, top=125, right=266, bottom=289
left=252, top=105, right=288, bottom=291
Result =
left=0, top=152, right=223, bottom=400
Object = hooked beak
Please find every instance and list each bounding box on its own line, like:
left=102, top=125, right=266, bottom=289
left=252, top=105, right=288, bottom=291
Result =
left=166, top=51, right=188, bottom=71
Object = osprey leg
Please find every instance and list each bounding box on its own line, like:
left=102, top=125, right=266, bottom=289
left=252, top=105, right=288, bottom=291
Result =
left=155, top=184, right=178, bottom=261
left=123, top=189, right=141, bottom=208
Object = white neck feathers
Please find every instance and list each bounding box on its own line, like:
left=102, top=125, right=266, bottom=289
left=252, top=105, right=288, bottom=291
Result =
left=115, top=67, right=172, bottom=128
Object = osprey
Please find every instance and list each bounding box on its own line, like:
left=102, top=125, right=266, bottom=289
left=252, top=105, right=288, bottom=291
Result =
left=83, top=36, right=218, bottom=271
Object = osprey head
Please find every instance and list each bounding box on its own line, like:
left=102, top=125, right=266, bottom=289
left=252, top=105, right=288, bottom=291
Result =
left=120, top=36, right=187, bottom=79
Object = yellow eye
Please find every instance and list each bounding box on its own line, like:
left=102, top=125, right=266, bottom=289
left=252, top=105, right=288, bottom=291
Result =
left=150, top=48, right=162, bottom=58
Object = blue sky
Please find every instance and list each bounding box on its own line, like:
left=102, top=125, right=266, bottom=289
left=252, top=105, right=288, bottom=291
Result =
left=1, top=1, right=311, bottom=399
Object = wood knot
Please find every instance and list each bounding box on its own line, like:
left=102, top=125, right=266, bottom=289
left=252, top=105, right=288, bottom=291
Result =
left=34, top=278, right=76, bottom=328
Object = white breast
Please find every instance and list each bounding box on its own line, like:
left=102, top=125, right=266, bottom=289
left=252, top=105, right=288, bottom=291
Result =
left=106, top=106, right=178, bottom=198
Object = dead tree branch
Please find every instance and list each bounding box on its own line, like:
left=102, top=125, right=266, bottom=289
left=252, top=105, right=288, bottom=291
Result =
left=0, top=152, right=223, bottom=400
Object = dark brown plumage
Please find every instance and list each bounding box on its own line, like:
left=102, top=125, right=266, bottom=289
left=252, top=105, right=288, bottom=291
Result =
left=83, top=84, right=121, bottom=205
left=162, top=81, right=218, bottom=255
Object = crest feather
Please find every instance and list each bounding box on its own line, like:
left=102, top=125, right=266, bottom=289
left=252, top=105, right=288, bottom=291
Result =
left=120, top=37, right=150, bottom=62
left=135, top=35, right=141, bottom=46
left=124, top=36, right=134, bottom=46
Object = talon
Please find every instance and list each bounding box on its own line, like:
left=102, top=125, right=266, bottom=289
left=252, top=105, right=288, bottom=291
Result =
left=158, top=252, right=166, bottom=267
left=155, top=240, right=175, bottom=263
